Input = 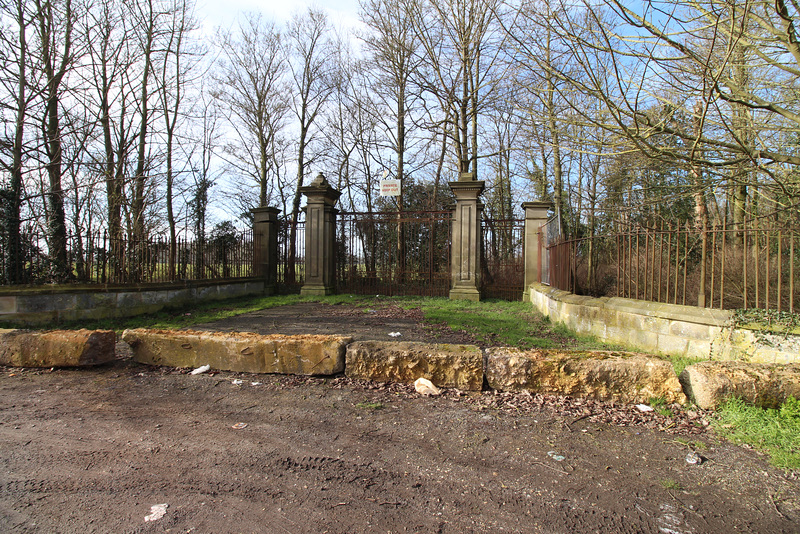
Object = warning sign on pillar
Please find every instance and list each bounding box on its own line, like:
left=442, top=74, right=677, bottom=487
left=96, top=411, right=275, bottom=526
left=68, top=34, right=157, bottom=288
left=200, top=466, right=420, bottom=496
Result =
left=379, top=179, right=401, bottom=197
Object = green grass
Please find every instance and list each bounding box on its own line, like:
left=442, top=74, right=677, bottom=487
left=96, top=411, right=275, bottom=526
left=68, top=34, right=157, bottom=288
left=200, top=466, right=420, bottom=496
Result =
left=393, top=297, right=613, bottom=351
left=713, top=396, right=800, bottom=470
left=355, top=401, right=385, bottom=410
left=648, top=396, right=673, bottom=417
left=664, top=354, right=703, bottom=376
left=659, top=478, right=682, bottom=491
left=33, top=293, right=614, bottom=352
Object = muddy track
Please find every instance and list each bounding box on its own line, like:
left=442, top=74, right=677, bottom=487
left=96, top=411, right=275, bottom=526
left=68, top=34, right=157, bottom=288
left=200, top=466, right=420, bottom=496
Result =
left=1, top=359, right=798, bottom=533
left=1, top=303, right=799, bottom=532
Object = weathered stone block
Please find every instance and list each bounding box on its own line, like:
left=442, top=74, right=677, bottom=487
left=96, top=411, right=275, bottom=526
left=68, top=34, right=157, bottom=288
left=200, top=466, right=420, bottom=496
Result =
left=617, top=312, right=648, bottom=332
left=679, top=361, right=800, bottom=409
left=749, top=348, right=795, bottom=366
left=141, top=289, right=167, bottom=305
left=656, top=334, right=689, bottom=356
left=122, top=329, right=350, bottom=375
left=685, top=340, right=712, bottom=360
left=345, top=341, right=483, bottom=391
left=16, top=293, right=76, bottom=314
left=629, top=329, right=659, bottom=351
left=195, top=285, right=218, bottom=300
left=0, top=296, right=17, bottom=314
left=605, top=325, right=630, bottom=346
left=165, top=289, right=191, bottom=305
left=650, top=317, right=672, bottom=336
left=669, top=321, right=710, bottom=341
left=0, top=329, right=116, bottom=367
left=77, top=292, right=117, bottom=311
left=486, top=348, right=687, bottom=404
left=5, top=311, right=59, bottom=325
left=116, top=292, right=143, bottom=309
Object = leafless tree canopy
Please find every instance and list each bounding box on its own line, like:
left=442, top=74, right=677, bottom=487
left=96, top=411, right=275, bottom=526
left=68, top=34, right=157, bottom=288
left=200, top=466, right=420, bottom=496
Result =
left=1, top=0, right=798, bottom=283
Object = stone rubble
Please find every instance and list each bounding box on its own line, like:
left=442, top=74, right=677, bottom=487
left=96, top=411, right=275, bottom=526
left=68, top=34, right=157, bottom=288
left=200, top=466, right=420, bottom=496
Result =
left=2, top=325, right=797, bottom=415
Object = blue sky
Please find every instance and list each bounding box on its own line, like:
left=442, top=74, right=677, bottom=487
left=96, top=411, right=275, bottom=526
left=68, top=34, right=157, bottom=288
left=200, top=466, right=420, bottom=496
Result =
left=196, top=0, right=362, bottom=33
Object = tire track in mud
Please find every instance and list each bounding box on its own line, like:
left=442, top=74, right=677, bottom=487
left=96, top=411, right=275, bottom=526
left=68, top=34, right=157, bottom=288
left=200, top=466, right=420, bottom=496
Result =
left=2, top=359, right=798, bottom=534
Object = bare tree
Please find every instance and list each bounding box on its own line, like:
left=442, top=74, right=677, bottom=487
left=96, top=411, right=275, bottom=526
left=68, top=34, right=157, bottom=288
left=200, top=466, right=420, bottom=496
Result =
left=156, top=0, right=199, bottom=279
left=411, top=0, right=507, bottom=178
left=188, top=85, right=220, bottom=239
left=213, top=12, right=288, bottom=211
left=360, top=0, right=424, bottom=203
left=531, top=0, right=800, bottom=217
left=0, top=0, right=38, bottom=283
left=32, top=0, right=82, bottom=281
left=285, top=7, right=337, bottom=282
left=321, top=44, right=359, bottom=204
left=130, top=0, right=158, bottom=256
left=84, top=0, right=141, bottom=280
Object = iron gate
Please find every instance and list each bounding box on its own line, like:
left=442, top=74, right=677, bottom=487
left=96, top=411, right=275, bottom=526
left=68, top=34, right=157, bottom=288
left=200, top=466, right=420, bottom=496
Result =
left=277, top=217, right=305, bottom=293
left=336, top=211, right=452, bottom=296
left=481, top=218, right=525, bottom=300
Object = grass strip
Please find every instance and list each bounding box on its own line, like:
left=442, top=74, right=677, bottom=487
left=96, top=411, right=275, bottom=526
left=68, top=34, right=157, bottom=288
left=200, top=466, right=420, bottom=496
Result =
left=387, top=296, right=614, bottom=351
left=713, top=396, right=800, bottom=470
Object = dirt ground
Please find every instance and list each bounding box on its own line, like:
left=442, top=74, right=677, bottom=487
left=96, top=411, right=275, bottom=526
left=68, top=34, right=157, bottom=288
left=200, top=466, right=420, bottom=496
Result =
left=1, top=302, right=799, bottom=533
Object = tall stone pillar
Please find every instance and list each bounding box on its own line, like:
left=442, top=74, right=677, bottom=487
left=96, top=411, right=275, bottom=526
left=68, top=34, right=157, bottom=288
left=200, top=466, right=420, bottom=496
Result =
left=300, top=173, right=341, bottom=296
left=251, top=206, right=280, bottom=295
left=522, top=201, right=553, bottom=301
left=449, top=174, right=485, bottom=301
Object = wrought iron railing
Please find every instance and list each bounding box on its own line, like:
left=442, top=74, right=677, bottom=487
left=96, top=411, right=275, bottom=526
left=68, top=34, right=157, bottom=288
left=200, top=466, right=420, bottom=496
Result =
left=0, top=229, right=259, bottom=286
left=545, top=221, right=800, bottom=312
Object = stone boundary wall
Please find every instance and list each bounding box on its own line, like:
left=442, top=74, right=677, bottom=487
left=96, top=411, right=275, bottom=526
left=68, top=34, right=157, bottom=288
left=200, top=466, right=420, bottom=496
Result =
left=0, top=279, right=265, bottom=326
left=528, top=283, right=799, bottom=364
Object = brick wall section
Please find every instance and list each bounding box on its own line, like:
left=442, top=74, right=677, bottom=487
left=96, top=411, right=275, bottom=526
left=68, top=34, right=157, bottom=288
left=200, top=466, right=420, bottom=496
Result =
left=528, top=283, right=799, bottom=364
left=0, top=279, right=265, bottom=326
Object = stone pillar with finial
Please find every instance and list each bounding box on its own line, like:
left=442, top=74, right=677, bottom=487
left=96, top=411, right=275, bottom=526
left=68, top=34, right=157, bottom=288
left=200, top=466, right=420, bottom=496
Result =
left=250, top=206, right=280, bottom=295
left=521, top=201, right=553, bottom=301
left=449, top=172, right=485, bottom=301
left=300, top=172, right=341, bottom=296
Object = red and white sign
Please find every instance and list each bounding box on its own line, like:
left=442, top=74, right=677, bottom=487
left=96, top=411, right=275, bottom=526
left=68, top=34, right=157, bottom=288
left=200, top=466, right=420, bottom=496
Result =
left=379, top=179, right=401, bottom=197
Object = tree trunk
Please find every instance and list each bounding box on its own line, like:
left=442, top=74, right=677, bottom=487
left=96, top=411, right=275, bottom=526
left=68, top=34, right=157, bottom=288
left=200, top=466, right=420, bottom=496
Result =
left=36, top=0, right=73, bottom=282
left=6, top=0, right=28, bottom=284
left=132, top=0, right=155, bottom=281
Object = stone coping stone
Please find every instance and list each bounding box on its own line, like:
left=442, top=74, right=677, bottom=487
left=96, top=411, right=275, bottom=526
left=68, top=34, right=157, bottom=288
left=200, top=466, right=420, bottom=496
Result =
left=680, top=361, right=800, bottom=409
left=0, top=277, right=260, bottom=297
left=122, top=329, right=351, bottom=376
left=0, top=328, right=116, bottom=367
left=345, top=341, right=483, bottom=391
left=486, top=347, right=687, bottom=404
left=531, top=283, right=730, bottom=326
